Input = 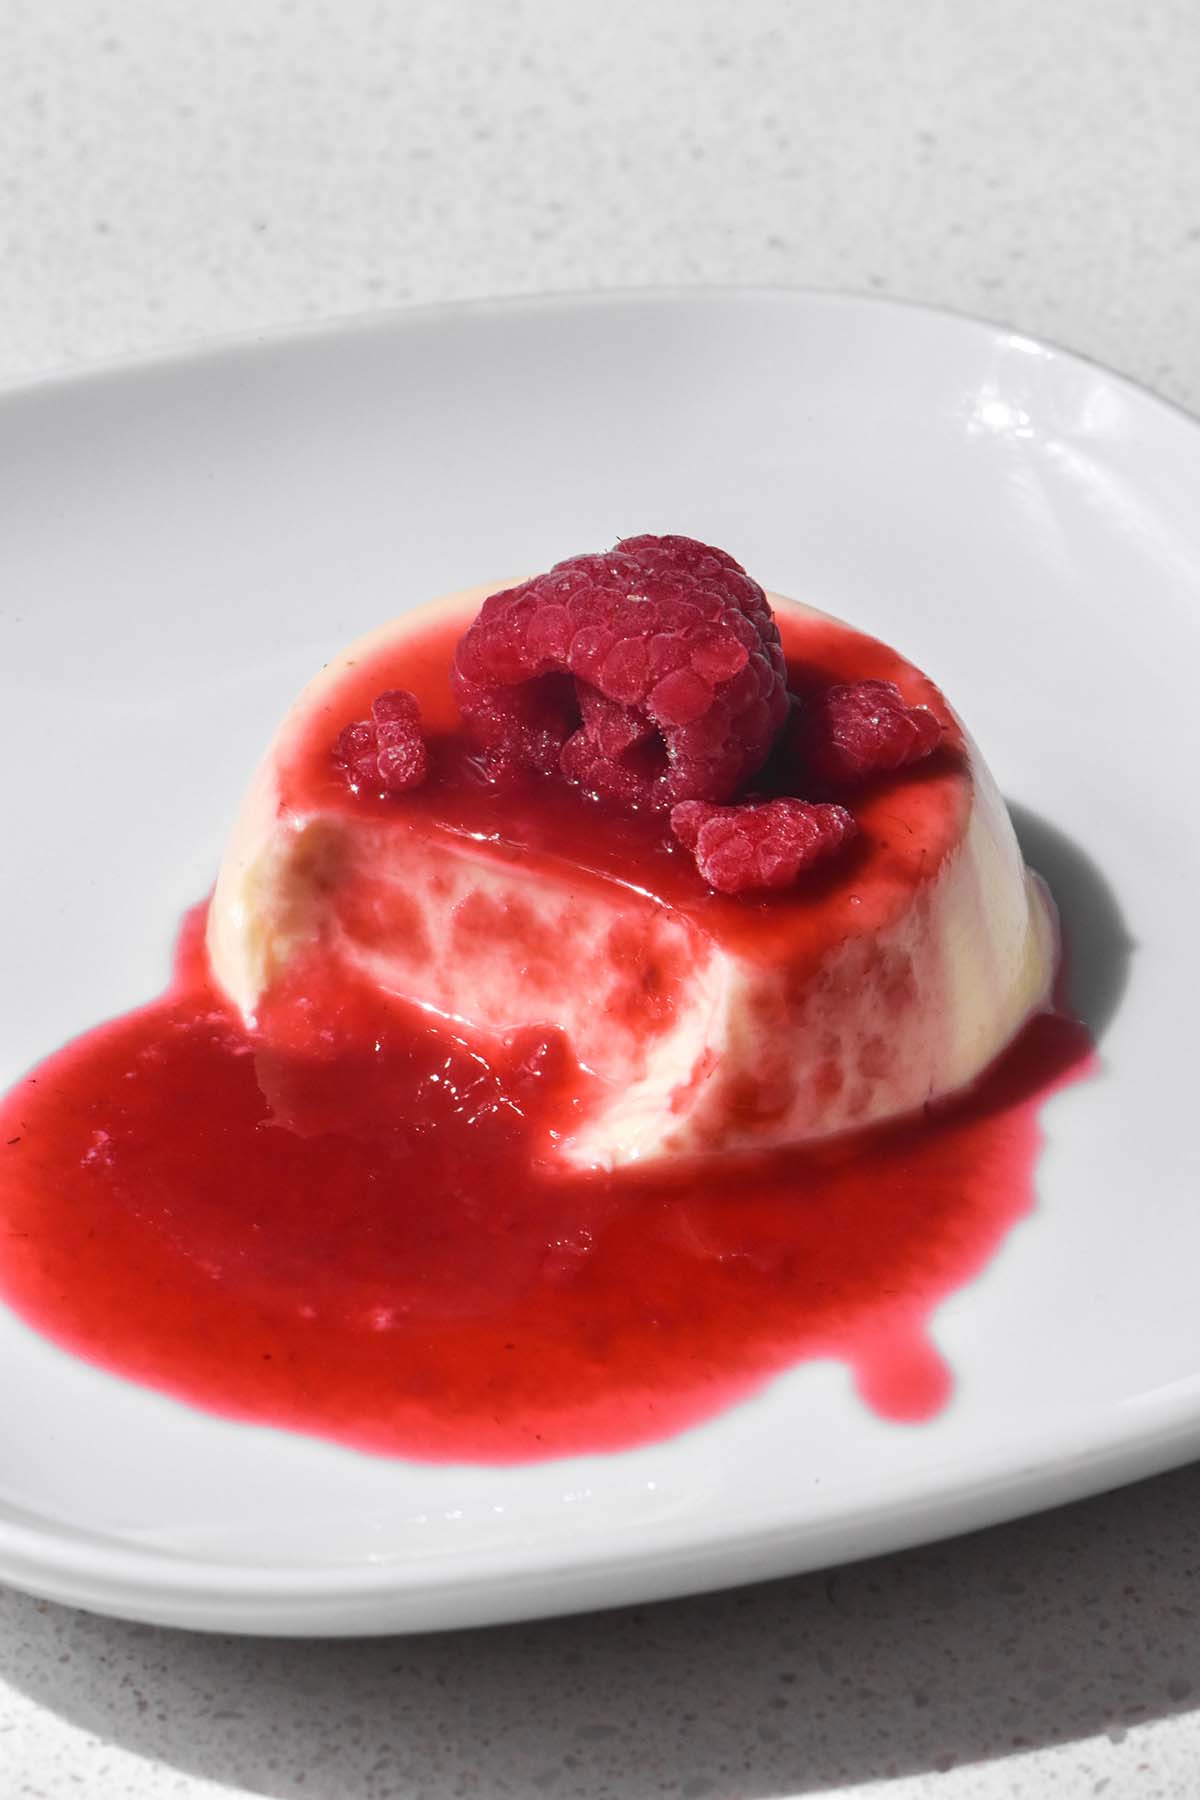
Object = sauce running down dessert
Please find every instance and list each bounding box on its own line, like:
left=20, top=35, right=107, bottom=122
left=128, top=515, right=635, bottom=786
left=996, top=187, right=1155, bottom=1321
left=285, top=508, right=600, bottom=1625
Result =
left=208, top=588, right=1056, bottom=1169
left=0, top=540, right=1090, bottom=1462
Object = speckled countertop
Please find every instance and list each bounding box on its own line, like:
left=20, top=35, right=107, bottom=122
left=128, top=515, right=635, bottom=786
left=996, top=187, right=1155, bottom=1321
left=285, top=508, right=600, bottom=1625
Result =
left=3, top=2, right=1200, bottom=1796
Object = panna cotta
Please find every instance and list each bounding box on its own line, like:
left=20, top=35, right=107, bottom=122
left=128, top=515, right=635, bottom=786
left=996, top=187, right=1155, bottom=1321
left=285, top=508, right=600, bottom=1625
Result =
left=207, top=541, right=1056, bottom=1170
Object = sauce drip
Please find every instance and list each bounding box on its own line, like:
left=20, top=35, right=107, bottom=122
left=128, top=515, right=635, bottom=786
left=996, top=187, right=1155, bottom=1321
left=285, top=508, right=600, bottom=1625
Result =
left=0, top=907, right=1092, bottom=1463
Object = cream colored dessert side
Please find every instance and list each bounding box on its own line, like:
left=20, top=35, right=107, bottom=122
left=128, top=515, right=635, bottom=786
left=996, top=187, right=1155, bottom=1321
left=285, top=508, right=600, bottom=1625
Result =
left=207, top=588, right=1057, bottom=1170
left=572, top=771, right=1056, bottom=1165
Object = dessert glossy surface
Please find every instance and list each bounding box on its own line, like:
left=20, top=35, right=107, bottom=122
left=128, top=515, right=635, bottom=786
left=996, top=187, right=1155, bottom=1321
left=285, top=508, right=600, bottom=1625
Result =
left=208, top=590, right=1057, bottom=1166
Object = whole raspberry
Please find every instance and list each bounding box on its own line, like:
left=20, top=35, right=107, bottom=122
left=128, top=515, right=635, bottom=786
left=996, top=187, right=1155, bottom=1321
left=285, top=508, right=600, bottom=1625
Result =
left=796, top=680, right=943, bottom=787
left=333, top=688, right=429, bottom=795
left=671, top=797, right=856, bottom=895
left=451, top=535, right=789, bottom=811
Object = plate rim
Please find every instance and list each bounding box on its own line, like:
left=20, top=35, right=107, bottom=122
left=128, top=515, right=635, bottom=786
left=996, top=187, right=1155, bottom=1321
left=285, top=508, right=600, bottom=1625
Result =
left=4, top=1383, right=1200, bottom=1632
left=1, top=281, right=1197, bottom=444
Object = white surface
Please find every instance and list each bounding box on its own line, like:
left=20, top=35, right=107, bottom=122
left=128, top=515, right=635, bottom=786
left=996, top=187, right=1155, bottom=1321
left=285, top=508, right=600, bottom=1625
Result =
left=7, top=285, right=1200, bottom=1638
left=2, top=1, right=1200, bottom=1794
left=6, top=1476, right=1200, bottom=1800
left=2, top=287, right=1199, bottom=1786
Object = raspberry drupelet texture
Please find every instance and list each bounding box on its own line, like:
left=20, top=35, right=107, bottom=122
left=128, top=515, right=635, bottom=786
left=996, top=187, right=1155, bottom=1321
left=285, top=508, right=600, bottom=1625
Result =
left=796, top=680, right=943, bottom=788
left=329, top=544, right=930, bottom=896
left=333, top=688, right=429, bottom=795
left=452, top=535, right=790, bottom=811
left=671, top=797, right=857, bottom=895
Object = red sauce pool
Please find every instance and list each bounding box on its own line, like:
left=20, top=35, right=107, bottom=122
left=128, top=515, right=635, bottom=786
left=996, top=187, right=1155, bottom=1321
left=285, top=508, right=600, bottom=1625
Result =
left=0, top=600, right=1095, bottom=1463
left=0, top=904, right=1092, bottom=1463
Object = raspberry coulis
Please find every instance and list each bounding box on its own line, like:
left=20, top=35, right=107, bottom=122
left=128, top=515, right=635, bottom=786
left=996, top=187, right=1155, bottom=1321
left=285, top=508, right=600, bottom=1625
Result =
left=0, top=609, right=1095, bottom=1464
left=278, top=604, right=967, bottom=977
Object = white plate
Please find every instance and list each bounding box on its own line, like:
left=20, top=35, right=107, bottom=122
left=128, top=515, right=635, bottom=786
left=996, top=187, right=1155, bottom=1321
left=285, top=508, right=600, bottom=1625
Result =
left=1, top=290, right=1198, bottom=1637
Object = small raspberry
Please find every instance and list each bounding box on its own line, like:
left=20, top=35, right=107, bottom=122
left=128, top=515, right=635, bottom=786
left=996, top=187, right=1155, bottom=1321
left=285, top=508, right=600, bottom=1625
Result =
left=796, top=680, right=943, bottom=787
left=451, top=535, right=789, bottom=811
left=670, top=797, right=856, bottom=895
left=333, top=688, right=429, bottom=795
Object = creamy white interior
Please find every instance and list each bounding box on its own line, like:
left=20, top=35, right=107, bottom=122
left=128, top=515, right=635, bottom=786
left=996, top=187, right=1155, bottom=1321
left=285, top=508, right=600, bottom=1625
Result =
left=208, top=587, right=1057, bottom=1170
